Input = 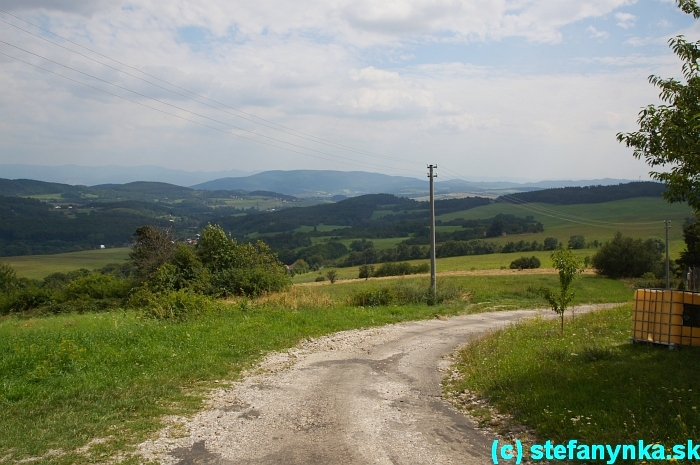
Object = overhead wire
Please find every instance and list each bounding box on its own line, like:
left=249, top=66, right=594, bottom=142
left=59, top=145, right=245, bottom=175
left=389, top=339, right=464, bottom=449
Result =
left=0, top=39, right=420, bottom=175
left=0, top=50, right=421, bottom=174
left=438, top=165, right=667, bottom=230
left=0, top=8, right=670, bottom=227
left=0, top=9, right=424, bottom=166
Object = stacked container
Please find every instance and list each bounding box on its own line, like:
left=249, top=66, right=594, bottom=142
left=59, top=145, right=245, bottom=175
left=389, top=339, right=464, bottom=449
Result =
left=632, top=289, right=700, bottom=347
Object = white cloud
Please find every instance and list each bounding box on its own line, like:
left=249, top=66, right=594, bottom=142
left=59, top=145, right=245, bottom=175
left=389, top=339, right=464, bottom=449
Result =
left=615, top=12, right=637, bottom=28
left=587, top=25, right=610, bottom=38
left=0, top=0, right=681, bottom=181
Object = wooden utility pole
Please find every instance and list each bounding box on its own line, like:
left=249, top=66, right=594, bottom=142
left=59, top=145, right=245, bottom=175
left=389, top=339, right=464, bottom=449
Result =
left=665, top=220, right=671, bottom=289
left=428, top=165, right=437, bottom=299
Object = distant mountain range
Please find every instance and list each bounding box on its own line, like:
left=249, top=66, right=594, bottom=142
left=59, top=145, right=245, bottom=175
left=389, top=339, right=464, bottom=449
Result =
left=0, top=164, right=258, bottom=186
left=192, top=170, right=636, bottom=196
left=0, top=164, right=636, bottom=197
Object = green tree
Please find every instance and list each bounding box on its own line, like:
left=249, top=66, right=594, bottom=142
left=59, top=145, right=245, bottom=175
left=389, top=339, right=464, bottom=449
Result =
left=591, top=232, right=664, bottom=278
left=0, top=262, right=18, bottom=293
left=358, top=264, right=375, bottom=280
left=679, top=216, right=700, bottom=269
left=568, top=235, right=586, bottom=249
left=617, top=0, right=700, bottom=210
left=129, top=226, right=176, bottom=281
left=326, top=270, right=338, bottom=284
left=543, top=237, right=559, bottom=251
left=196, top=224, right=290, bottom=296
left=541, top=246, right=585, bottom=333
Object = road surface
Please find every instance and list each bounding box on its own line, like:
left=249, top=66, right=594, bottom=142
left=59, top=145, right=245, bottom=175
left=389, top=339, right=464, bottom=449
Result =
left=138, top=304, right=619, bottom=465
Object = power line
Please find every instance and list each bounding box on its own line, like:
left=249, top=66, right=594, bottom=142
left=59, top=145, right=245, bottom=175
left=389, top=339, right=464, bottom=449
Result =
left=438, top=165, right=667, bottom=230
left=0, top=43, right=421, bottom=175
left=0, top=50, right=422, bottom=175
left=0, top=9, right=424, bottom=166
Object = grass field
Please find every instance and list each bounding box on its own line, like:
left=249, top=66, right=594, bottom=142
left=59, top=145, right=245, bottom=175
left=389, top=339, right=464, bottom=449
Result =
left=292, top=249, right=594, bottom=283
left=1, top=248, right=130, bottom=280
left=438, top=197, right=692, bottom=244
left=445, top=304, right=700, bottom=454
left=0, top=274, right=632, bottom=463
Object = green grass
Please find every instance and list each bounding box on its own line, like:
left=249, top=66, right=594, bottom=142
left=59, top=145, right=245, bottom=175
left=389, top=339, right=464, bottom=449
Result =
left=1, top=249, right=131, bottom=280
left=438, top=197, right=692, bottom=246
left=445, top=304, right=700, bottom=456
left=292, top=249, right=594, bottom=283
left=0, top=274, right=632, bottom=463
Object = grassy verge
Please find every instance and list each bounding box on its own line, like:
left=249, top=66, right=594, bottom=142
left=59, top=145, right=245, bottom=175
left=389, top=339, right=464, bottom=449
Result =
left=0, top=275, right=632, bottom=463
left=445, top=304, right=700, bottom=460
left=2, top=248, right=130, bottom=280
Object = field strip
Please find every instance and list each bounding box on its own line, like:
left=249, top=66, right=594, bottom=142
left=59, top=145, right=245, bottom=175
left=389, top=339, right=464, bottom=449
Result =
left=296, top=267, right=597, bottom=286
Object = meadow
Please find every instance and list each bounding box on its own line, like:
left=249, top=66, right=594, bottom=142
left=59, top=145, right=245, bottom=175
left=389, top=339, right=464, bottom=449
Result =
left=437, top=197, right=691, bottom=245
left=445, top=305, right=700, bottom=454
left=2, top=248, right=131, bottom=280
left=0, top=274, right=632, bottom=463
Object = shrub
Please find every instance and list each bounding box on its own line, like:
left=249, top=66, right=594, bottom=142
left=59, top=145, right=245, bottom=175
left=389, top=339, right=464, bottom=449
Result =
left=371, top=262, right=430, bottom=277
left=290, top=259, right=310, bottom=275
left=196, top=224, right=290, bottom=297
left=568, top=235, right=586, bottom=249
left=352, top=288, right=395, bottom=307
left=351, top=281, right=465, bottom=307
left=129, top=288, right=218, bottom=320
left=509, top=256, right=541, bottom=270
left=63, top=273, right=133, bottom=300
left=0, top=262, right=18, bottom=293
left=326, top=270, right=338, bottom=284
left=315, top=276, right=326, bottom=282
left=129, top=225, right=176, bottom=280
left=0, top=285, right=53, bottom=315
left=591, top=232, right=664, bottom=278
left=358, top=264, right=375, bottom=279
left=543, top=237, right=559, bottom=250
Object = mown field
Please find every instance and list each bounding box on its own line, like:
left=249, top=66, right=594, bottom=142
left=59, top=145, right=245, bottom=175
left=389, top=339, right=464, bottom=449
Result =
left=2, top=248, right=131, bottom=280
left=437, top=197, right=691, bottom=245
left=2, top=197, right=692, bottom=282
left=0, top=274, right=632, bottom=463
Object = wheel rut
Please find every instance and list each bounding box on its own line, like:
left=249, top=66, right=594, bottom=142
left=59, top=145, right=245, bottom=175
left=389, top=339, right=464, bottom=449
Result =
left=138, top=304, right=620, bottom=464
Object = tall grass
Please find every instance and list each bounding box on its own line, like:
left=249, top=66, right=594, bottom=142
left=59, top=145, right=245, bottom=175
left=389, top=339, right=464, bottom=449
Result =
left=446, top=305, right=700, bottom=449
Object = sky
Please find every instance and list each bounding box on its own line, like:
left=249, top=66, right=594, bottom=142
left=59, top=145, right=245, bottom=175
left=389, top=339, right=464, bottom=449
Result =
left=0, top=0, right=698, bottom=182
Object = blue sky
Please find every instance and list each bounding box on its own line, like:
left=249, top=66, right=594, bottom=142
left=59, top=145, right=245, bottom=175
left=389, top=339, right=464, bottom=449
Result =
left=0, top=0, right=698, bottom=182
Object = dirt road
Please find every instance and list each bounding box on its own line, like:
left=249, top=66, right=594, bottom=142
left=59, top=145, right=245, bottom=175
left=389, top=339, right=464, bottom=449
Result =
left=138, top=304, right=619, bottom=465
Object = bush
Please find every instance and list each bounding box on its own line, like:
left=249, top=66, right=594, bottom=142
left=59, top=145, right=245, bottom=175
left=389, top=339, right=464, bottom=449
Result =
left=129, top=288, right=218, bottom=320
left=326, top=270, right=338, bottom=284
left=0, top=262, right=18, bottom=293
left=543, top=237, right=559, bottom=250
left=509, top=256, right=541, bottom=270
left=351, top=281, right=465, bottom=307
left=195, top=225, right=290, bottom=297
left=371, top=262, right=430, bottom=277
left=315, top=276, right=326, bottom=282
left=568, top=235, right=586, bottom=249
left=591, top=232, right=664, bottom=278
left=358, top=264, right=375, bottom=279
left=63, top=273, right=133, bottom=300
left=0, top=285, right=54, bottom=315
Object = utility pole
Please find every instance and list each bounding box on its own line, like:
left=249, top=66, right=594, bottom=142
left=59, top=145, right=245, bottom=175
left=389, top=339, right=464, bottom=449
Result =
left=428, top=165, right=437, bottom=299
left=665, top=220, right=671, bottom=289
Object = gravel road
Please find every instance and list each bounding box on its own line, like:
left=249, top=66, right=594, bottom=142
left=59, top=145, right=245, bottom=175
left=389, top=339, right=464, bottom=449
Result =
left=138, top=304, right=620, bottom=465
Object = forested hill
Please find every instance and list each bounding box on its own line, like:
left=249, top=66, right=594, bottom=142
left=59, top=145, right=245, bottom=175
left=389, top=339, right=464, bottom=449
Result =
left=218, top=194, right=491, bottom=236
left=496, top=182, right=666, bottom=205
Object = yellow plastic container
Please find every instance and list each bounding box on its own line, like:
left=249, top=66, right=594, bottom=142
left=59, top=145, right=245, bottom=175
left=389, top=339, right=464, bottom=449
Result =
left=632, top=289, right=700, bottom=347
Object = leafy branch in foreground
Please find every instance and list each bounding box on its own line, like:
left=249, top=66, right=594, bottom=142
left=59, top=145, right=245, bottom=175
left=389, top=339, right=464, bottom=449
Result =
left=617, top=0, right=700, bottom=210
